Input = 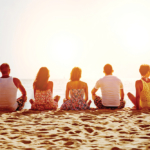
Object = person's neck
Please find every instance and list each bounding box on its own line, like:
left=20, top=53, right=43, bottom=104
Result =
left=142, top=76, right=149, bottom=82
left=105, top=74, right=112, bottom=76
left=1, top=75, right=10, bottom=78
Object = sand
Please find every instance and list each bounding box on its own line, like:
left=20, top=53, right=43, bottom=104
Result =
left=0, top=108, right=150, bottom=150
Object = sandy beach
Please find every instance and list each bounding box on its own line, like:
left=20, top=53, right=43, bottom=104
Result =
left=0, top=108, right=150, bottom=150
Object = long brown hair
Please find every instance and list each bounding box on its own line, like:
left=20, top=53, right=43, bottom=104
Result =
left=34, top=67, right=50, bottom=91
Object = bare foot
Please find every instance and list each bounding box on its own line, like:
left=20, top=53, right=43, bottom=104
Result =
left=87, top=100, right=92, bottom=106
left=29, top=99, right=34, bottom=104
left=131, top=106, right=136, bottom=110
left=54, top=95, right=60, bottom=102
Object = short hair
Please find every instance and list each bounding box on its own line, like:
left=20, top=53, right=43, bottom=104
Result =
left=104, top=64, right=113, bottom=75
left=139, top=65, right=150, bottom=76
left=70, top=67, right=82, bottom=81
left=0, top=63, right=10, bottom=74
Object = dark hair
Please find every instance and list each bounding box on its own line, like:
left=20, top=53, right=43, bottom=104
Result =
left=70, top=67, right=81, bottom=81
left=139, top=65, right=150, bottom=76
left=0, top=63, right=10, bottom=74
left=34, top=67, right=50, bottom=91
left=104, top=64, right=113, bottom=75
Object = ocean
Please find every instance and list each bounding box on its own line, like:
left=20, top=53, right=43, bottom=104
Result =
left=20, top=78, right=136, bottom=109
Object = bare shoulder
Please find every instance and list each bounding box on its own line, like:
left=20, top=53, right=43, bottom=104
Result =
left=13, top=78, right=21, bottom=88
left=135, top=79, right=142, bottom=87
left=67, top=81, right=71, bottom=88
left=80, top=80, right=87, bottom=87
left=48, top=81, right=53, bottom=85
left=136, top=79, right=142, bottom=84
left=47, top=81, right=53, bottom=88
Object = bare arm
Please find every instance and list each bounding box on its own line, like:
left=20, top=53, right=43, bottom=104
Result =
left=13, top=78, right=27, bottom=101
left=135, top=81, right=141, bottom=110
left=91, top=88, right=98, bottom=100
left=65, top=83, right=70, bottom=100
left=84, top=83, right=88, bottom=101
left=120, top=89, right=124, bottom=100
left=47, top=81, right=53, bottom=93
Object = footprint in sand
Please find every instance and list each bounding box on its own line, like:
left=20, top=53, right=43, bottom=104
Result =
left=94, top=126, right=105, bottom=130
left=120, top=138, right=134, bottom=142
left=8, top=136, right=20, bottom=139
left=61, top=127, right=71, bottom=131
left=64, top=141, right=74, bottom=146
left=84, top=127, right=94, bottom=133
left=75, top=130, right=81, bottom=133
left=21, top=140, right=32, bottom=144
left=111, top=147, right=121, bottom=150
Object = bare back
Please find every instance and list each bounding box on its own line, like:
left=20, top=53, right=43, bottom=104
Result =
left=66, top=81, right=88, bottom=101
left=33, top=81, right=53, bottom=97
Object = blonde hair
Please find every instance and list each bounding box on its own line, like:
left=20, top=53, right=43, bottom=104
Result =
left=70, top=67, right=82, bottom=81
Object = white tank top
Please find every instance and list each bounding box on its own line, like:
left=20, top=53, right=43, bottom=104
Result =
left=0, top=77, right=18, bottom=111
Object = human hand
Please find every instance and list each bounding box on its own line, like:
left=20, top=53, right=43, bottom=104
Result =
left=63, top=98, right=68, bottom=103
left=22, top=95, right=27, bottom=102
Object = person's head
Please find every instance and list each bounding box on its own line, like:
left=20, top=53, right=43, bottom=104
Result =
left=70, top=67, right=82, bottom=81
left=0, top=63, right=10, bottom=76
left=34, top=67, right=50, bottom=90
left=139, top=64, right=150, bottom=77
left=103, top=64, right=113, bottom=75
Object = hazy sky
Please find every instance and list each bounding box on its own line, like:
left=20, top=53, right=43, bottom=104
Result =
left=0, top=0, right=150, bottom=80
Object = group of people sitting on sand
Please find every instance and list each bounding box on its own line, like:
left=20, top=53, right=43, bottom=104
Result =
left=0, top=63, right=150, bottom=111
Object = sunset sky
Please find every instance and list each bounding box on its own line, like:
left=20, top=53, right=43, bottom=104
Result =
left=0, top=0, right=150, bottom=80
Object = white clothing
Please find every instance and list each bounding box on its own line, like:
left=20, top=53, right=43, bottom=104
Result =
left=95, top=75, right=123, bottom=106
left=0, top=77, right=18, bottom=111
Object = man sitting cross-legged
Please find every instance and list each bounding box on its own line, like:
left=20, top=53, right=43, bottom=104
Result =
left=91, top=64, right=125, bottom=109
left=0, top=63, right=27, bottom=111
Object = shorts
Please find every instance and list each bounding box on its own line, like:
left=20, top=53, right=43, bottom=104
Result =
left=94, top=96, right=125, bottom=109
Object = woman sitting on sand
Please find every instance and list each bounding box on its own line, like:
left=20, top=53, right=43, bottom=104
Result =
left=60, top=67, right=91, bottom=110
left=30, top=67, right=60, bottom=110
left=127, top=64, right=150, bottom=110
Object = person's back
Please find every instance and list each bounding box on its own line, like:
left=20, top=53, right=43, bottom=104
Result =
left=92, top=64, right=125, bottom=109
left=140, top=79, right=150, bottom=108
left=60, top=67, right=91, bottom=110
left=0, top=77, right=18, bottom=110
left=30, top=67, right=60, bottom=110
left=0, top=63, right=27, bottom=111
left=127, top=64, right=150, bottom=109
left=97, top=75, right=122, bottom=106
left=67, top=80, right=86, bottom=100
